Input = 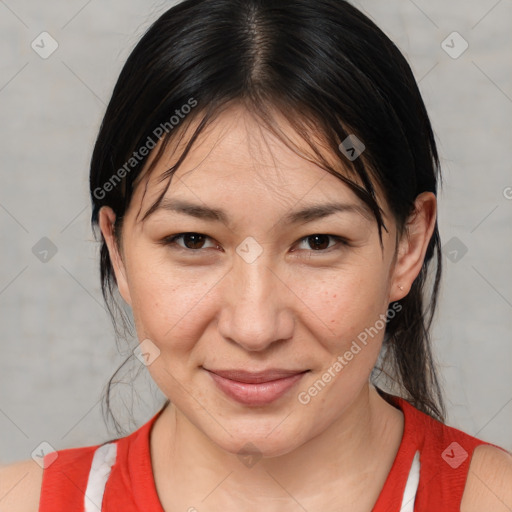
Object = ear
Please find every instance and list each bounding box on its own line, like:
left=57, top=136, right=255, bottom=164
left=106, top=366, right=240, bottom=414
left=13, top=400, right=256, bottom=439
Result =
left=98, top=206, right=132, bottom=307
left=388, top=192, right=437, bottom=303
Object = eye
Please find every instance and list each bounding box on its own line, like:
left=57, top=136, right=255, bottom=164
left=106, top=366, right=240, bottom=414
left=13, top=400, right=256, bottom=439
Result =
left=160, top=232, right=219, bottom=251
left=294, top=234, right=348, bottom=253
left=159, top=232, right=348, bottom=254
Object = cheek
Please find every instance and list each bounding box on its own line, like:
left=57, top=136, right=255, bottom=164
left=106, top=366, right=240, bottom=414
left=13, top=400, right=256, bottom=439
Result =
left=287, top=263, right=391, bottom=342
left=126, top=258, right=224, bottom=349
left=293, top=269, right=391, bottom=412
left=125, top=244, right=392, bottom=361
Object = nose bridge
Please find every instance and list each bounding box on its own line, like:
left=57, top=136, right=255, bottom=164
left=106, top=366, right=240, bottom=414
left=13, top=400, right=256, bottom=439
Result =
left=218, top=247, right=292, bottom=351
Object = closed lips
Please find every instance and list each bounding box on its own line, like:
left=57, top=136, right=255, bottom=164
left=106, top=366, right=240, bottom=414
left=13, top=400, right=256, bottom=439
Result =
left=203, top=368, right=310, bottom=383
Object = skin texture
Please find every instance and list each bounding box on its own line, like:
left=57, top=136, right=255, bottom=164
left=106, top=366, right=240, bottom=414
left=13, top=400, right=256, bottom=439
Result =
left=0, top=106, right=510, bottom=512
left=97, top=104, right=437, bottom=511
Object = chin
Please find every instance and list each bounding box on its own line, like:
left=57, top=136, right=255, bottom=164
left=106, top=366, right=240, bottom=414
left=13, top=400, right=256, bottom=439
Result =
left=205, top=420, right=308, bottom=460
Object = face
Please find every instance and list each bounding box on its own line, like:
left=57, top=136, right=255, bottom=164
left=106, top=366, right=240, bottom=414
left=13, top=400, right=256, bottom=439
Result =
left=99, top=104, right=435, bottom=457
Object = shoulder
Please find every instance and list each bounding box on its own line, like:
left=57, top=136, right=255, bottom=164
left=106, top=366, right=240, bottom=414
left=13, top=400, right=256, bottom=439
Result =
left=390, top=395, right=512, bottom=508
left=461, top=444, right=512, bottom=511
left=0, top=442, right=112, bottom=512
left=0, top=459, right=43, bottom=512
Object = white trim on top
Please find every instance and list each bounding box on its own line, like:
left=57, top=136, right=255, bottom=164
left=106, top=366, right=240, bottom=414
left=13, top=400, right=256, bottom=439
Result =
left=399, top=450, right=421, bottom=511
left=84, top=442, right=118, bottom=512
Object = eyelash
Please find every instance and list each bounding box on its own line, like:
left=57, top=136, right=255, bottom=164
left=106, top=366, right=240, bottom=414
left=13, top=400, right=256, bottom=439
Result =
left=159, top=232, right=349, bottom=255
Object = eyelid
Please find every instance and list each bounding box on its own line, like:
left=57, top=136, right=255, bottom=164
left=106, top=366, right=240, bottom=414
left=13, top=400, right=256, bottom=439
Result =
left=159, top=232, right=349, bottom=253
left=159, top=233, right=219, bottom=251
left=294, top=234, right=348, bottom=253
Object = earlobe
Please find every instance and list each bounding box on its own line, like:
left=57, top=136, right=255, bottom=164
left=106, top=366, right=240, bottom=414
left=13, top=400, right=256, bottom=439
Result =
left=98, top=206, right=132, bottom=307
left=389, top=192, right=437, bottom=303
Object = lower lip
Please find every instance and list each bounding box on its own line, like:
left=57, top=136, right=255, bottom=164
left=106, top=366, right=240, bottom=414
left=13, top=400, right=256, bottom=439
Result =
left=206, top=370, right=308, bottom=406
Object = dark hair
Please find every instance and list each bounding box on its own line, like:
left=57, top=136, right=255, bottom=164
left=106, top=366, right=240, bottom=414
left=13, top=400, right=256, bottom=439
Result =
left=90, top=0, right=445, bottom=434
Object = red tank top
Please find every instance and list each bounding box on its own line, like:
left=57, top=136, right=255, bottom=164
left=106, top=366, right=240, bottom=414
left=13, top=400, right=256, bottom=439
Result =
left=37, top=394, right=497, bottom=511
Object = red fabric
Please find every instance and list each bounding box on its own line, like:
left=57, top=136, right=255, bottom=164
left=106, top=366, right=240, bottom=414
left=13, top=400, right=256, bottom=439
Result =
left=38, top=395, right=500, bottom=512
left=101, top=413, right=165, bottom=512
left=37, top=443, right=100, bottom=512
left=372, top=393, right=499, bottom=511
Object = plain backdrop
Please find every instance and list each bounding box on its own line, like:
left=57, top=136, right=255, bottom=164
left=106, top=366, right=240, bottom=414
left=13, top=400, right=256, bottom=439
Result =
left=1, top=0, right=511, bottom=464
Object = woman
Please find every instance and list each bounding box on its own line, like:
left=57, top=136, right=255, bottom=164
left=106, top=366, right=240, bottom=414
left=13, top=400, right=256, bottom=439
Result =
left=2, top=0, right=511, bottom=510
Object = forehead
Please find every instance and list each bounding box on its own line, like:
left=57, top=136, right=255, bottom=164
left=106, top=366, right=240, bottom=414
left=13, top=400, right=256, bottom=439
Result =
left=129, top=104, right=385, bottom=224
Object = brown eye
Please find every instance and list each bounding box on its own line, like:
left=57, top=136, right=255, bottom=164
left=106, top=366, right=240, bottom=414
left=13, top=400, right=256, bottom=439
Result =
left=181, top=233, right=206, bottom=249
left=293, top=234, right=348, bottom=254
left=306, top=234, right=331, bottom=250
left=161, top=233, right=216, bottom=251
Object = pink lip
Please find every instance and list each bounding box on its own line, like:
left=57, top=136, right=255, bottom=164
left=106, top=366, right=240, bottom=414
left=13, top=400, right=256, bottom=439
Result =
left=204, top=368, right=309, bottom=406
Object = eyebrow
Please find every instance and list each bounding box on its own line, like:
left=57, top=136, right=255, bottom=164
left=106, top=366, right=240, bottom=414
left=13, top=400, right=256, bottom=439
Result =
left=149, top=198, right=374, bottom=225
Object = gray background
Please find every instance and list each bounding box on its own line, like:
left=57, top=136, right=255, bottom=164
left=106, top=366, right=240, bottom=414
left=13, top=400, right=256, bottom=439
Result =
left=1, top=0, right=511, bottom=465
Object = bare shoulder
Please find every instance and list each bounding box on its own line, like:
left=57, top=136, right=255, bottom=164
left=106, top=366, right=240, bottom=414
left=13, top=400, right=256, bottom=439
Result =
left=0, top=459, right=43, bottom=512
left=461, top=444, right=512, bottom=512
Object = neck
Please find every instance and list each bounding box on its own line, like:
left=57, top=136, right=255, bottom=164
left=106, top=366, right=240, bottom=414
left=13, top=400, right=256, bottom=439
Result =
left=151, top=384, right=403, bottom=510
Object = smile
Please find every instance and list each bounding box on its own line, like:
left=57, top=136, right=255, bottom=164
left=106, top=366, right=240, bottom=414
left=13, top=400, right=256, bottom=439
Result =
left=203, top=368, right=310, bottom=406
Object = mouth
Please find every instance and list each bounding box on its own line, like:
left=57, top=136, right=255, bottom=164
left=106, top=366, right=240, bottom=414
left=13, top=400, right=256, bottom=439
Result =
left=202, top=367, right=310, bottom=406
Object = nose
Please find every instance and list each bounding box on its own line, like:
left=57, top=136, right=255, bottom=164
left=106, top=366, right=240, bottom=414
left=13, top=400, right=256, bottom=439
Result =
left=216, top=253, right=295, bottom=352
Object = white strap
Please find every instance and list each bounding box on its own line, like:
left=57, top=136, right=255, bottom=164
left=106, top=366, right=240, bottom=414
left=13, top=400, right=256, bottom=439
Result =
left=399, top=450, right=421, bottom=511
left=84, top=442, right=118, bottom=512
left=81, top=441, right=419, bottom=511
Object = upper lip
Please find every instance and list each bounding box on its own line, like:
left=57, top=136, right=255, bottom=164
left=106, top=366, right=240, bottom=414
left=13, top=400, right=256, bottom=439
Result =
left=204, top=367, right=309, bottom=383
